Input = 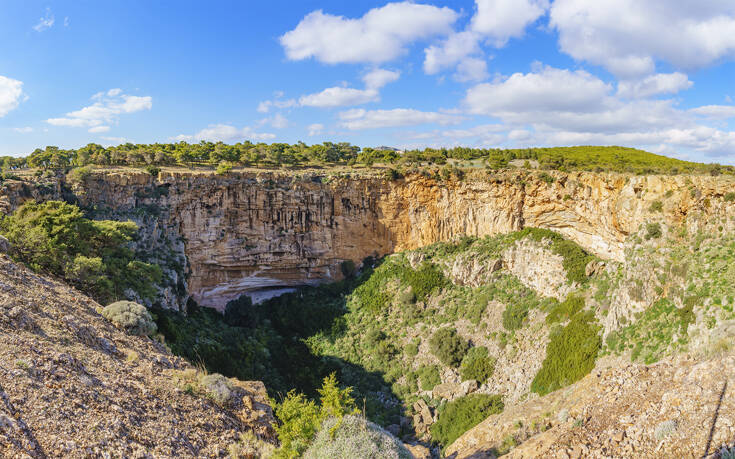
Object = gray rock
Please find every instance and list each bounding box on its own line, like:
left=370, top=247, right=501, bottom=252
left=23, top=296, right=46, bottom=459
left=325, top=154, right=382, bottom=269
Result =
left=0, top=235, right=10, bottom=253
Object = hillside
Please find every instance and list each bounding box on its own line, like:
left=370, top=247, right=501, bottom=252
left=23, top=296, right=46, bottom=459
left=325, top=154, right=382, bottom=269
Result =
left=0, top=253, right=276, bottom=458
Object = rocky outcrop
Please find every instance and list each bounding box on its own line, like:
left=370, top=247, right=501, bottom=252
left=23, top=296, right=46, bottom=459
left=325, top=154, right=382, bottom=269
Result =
left=3, top=169, right=735, bottom=310
left=502, top=238, right=575, bottom=301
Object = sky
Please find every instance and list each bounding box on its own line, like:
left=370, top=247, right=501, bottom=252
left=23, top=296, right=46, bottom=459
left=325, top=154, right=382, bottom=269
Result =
left=1, top=0, right=735, bottom=162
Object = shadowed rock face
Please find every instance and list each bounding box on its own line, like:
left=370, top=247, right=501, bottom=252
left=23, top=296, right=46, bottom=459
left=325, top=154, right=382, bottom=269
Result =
left=3, top=168, right=734, bottom=310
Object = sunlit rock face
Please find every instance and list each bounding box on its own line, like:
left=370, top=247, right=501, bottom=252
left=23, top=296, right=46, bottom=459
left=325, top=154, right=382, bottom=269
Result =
left=5, top=168, right=731, bottom=311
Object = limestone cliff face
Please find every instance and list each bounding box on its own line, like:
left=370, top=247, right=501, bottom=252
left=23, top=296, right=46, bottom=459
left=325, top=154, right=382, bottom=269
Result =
left=3, top=168, right=734, bottom=310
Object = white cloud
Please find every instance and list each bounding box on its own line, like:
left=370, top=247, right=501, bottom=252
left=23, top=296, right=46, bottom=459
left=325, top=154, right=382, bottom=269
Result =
left=63, top=17, right=70, bottom=27
left=422, top=0, right=547, bottom=81
left=471, top=0, right=549, bottom=46
left=0, top=76, right=24, bottom=117
left=363, top=68, right=400, bottom=90
left=550, top=0, right=735, bottom=76
left=465, top=66, right=611, bottom=116
left=299, top=68, right=400, bottom=108
left=12, top=127, right=33, bottom=134
left=33, top=8, right=54, bottom=32
left=258, top=113, right=289, bottom=129
left=257, top=96, right=297, bottom=113
left=300, top=87, right=380, bottom=108
left=174, top=124, right=276, bottom=143
left=46, top=89, right=152, bottom=132
left=280, top=2, right=458, bottom=64
left=617, top=73, right=693, bottom=99
left=460, top=64, right=735, bottom=157
left=308, top=123, right=324, bottom=136
left=339, top=108, right=462, bottom=130
left=690, top=105, right=735, bottom=119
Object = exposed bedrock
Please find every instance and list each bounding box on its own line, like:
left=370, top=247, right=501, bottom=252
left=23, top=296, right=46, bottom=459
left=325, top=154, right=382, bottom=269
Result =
left=3, top=169, right=733, bottom=310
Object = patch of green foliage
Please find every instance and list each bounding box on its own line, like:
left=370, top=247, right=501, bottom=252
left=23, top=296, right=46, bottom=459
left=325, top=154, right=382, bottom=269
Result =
left=273, top=373, right=358, bottom=459
left=429, top=327, right=470, bottom=367
left=724, top=192, right=735, bottom=202
left=430, top=394, right=504, bottom=448
left=645, top=223, right=662, bottom=240
left=459, top=347, right=496, bottom=383
left=545, top=295, right=585, bottom=324
left=102, top=301, right=157, bottom=336
left=0, top=200, right=162, bottom=304
left=649, top=201, right=663, bottom=212
left=531, top=311, right=601, bottom=396
left=417, top=365, right=441, bottom=391
left=513, top=228, right=594, bottom=284
left=605, top=299, right=694, bottom=364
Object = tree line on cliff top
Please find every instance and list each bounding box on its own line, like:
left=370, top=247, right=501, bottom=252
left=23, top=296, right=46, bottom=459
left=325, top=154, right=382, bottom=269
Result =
left=0, top=141, right=730, bottom=176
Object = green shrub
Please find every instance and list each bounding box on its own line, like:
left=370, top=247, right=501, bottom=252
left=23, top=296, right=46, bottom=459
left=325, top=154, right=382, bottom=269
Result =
left=531, top=311, right=601, bottom=396
left=649, top=201, right=663, bottom=212
left=417, top=365, right=441, bottom=391
left=303, top=415, right=411, bottom=459
left=144, top=165, right=161, bottom=176
left=430, top=394, right=504, bottom=448
left=725, top=192, right=735, bottom=202
left=228, top=431, right=276, bottom=459
left=459, top=347, right=496, bottom=383
left=102, top=301, right=157, bottom=336
left=429, top=327, right=470, bottom=367
left=545, top=295, right=585, bottom=324
left=198, top=373, right=234, bottom=406
left=0, top=201, right=161, bottom=303
left=645, top=223, right=662, bottom=240
left=502, top=302, right=529, bottom=330
left=538, top=172, right=555, bottom=184
left=66, top=166, right=92, bottom=185
left=340, top=260, right=356, bottom=277
left=273, top=373, right=358, bottom=458
left=405, top=340, right=419, bottom=358
left=216, top=161, right=234, bottom=175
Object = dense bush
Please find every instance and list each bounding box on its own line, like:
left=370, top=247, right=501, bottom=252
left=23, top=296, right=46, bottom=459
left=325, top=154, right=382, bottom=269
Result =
left=645, top=223, right=662, bottom=240
left=429, top=327, right=470, bottom=367
left=417, top=365, right=441, bottom=391
left=531, top=311, right=601, bottom=396
left=430, top=394, right=504, bottom=448
left=273, top=373, right=358, bottom=459
left=459, top=347, right=496, bottom=383
left=0, top=201, right=161, bottom=303
left=303, top=415, right=411, bottom=459
left=101, top=301, right=157, bottom=336
left=545, top=295, right=585, bottom=324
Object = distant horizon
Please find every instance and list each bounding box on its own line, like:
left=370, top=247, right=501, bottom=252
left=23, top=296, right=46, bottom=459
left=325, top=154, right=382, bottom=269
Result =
left=2, top=1, right=734, bottom=163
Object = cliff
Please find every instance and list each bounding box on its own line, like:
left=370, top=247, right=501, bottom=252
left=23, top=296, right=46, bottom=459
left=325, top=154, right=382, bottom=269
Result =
left=3, top=168, right=734, bottom=310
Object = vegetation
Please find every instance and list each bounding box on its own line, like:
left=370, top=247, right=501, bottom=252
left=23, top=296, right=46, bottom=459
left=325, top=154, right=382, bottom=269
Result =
left=545, top=295, right=585, bottom=324
left=101, top=301, right=157, bottom=336
left=2, top=142, right=729, bottom=177
left=430, top=394, right=504, bottom=448
left=531, top=311, right=601, bottom=396
left=303, top=415, right=411, bottom=459
left=0, top=201, right=162, bottom=303
left=459, top=346, right=496, bottom=383
left=645, top=223, right=663, bottom=240
left=272, top=373, right=358, bottom=458
left=418, top=365, right=441, bottom=391
left=429, top=327, right=470, bottom=367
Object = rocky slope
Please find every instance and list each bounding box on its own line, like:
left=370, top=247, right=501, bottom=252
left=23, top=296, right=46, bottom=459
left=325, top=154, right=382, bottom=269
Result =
left=3, top=167, right=734, bottom=311
left=0, top=253, right=276, bottom=458
left=445, top=350, right=735, bottom=459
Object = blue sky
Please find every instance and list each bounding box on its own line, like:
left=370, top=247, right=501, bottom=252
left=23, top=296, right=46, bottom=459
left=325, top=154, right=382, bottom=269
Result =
left=1, top=1, right=735, bottom=162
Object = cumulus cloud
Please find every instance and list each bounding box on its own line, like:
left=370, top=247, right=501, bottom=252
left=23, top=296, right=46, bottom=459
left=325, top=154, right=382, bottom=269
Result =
left=46, top=88, right=152, bottom=133
left=280, top=2, right=458, bottom=64
left=617, top=73, right=693, bottom=99
left=299, top=68, right=400, bottom=108
left=0, top=76, right=24, bottom=117
left=308, top=123, right=324, bottom=136
left=257, top=94, right=297, bottom=113
left=33, top=8, right=54, bottom=32
left=550, top=0, right=735, bottom=77
left=422, top=0, right=548, bottom=81
left=173, top=124, right=275, bottom=143
left=460, top=64, right=735, bottom=156
left=471, top=0, right=549, bottom=46
left=690, top=105, right=735, bottom=119
left=338, top=108, right=462, bottom=130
